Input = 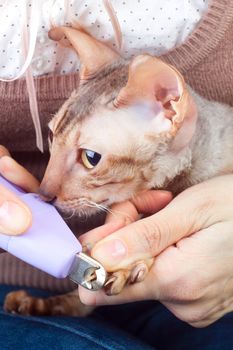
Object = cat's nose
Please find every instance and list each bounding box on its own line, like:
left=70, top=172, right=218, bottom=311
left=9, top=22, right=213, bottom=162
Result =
left=38, top=187, right=57, bottom=203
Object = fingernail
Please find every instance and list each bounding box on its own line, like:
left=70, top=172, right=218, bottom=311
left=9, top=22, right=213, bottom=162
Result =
left=82, top=242, right=95, bottom=254
left=93, top=239, right=127, bottom=266
left=0, top=201, right=30, bottom=235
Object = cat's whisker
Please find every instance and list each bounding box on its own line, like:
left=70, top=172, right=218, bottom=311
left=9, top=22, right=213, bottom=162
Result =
left=86, top=199, right=135, bottom=223
left=107, top=208, right=134, bottom=223
left=82, top=200, right=108, bottom=216
left=62, top=208, right=76, bottom=220
left=87, top=200, right=110, bottom=214
left=57, top=197, right=125, bottom=220
left=83, top=199, right=134, bottom=223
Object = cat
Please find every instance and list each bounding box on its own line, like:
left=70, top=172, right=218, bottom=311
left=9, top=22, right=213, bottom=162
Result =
left=4, top=26, right=233, bottom=317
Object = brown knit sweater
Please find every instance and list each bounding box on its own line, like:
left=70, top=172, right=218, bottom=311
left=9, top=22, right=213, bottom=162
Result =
left=0, top=0, right=232, bottom=292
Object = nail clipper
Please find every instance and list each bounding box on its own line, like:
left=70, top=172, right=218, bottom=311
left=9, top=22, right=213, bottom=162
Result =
left=0, top=175, right=106, bottom=291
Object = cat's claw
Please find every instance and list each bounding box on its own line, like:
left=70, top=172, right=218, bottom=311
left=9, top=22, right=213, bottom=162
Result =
left=104, top=260, right=153, bottom=296
left=104, top=270, right=131, bottom=295
left=130, top=262, right=149, bottom=283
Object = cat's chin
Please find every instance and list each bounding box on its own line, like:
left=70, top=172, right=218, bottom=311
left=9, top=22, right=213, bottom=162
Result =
left=54, top=200, right=106, bottom=219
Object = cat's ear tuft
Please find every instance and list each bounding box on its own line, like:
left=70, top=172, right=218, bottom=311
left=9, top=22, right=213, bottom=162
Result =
left=114, top=55, right=197, bottom=149
left=49, top=26, right=120, bottom=80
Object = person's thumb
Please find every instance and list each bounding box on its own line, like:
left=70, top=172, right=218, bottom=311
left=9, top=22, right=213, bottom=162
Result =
left=91, top=182, right=218, bottom=271
left=0, top=184, right=32, bottom=235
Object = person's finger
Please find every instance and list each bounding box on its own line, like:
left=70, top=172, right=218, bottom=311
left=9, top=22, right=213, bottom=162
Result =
left=105, top=190, right=172, bottom=224
left=79, top=269, right=157, bottom=306
left=0, top=184, right=32, bottom=235
left=79, top=221, right=126, bottom=248
left=131, top=190, right=173, bottom=215
left=79, top=285, right=145, bottom=306
left=80, top=191, right=172, bottom=248
left=0, top=156, right=39, bottom=193
left=91, top=177, right=231, bottom=271
left=0, top=146, right=11, bottom=158
left=105, top=200, right=142, bottom=225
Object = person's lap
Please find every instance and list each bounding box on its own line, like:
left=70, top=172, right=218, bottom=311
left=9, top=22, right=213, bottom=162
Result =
left=0, top=285, right=153, bottom=350
left=0, top=285, right=232, bottom=350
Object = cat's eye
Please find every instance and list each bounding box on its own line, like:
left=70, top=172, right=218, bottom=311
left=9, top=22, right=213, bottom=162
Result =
left=81, top=149, right=101, bottom=169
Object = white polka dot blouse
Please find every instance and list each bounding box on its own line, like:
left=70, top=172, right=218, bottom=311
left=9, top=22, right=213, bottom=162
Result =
left=0, top=0, right=209, bottom=79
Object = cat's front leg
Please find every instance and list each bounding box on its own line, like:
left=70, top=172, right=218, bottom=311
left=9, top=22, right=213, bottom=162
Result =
left=105, top=258, right=154, bottom=295
left=4, top=289, right=94, bottom=317
left=3, top=259, right=153, bottom=316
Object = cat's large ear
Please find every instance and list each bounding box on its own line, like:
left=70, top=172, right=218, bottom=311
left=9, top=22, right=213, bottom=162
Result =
left=114, top=55, right=197, bottom=150
left=49, top=26, right=120, bottom=80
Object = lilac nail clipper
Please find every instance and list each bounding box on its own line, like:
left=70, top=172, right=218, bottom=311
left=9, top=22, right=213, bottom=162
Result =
left=0, top=175, right=107, bottom=291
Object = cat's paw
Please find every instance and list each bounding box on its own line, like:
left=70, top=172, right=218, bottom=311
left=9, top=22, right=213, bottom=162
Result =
left=3, top=290, right=69, bottom=316
left=105, top=259, right=153, bottom=295
left=3, top=290, right=43, bottom=316
left=4, top=289, right=94, bottom=317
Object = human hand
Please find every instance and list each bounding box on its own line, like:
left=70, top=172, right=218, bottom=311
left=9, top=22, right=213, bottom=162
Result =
left=79, top=175, right=233, bottom=327
left=0, top=146, right=39, bottom=236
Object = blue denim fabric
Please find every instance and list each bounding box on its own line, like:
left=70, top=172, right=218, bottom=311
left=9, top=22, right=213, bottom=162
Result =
left=0, top=285, right=153, bottom=350
left=1, top=285, right=233, bottom=350
left=95, top=301, right=233, bottom=350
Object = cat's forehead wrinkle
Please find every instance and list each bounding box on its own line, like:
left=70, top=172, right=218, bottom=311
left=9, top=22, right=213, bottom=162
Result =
left=54, top=109, right=71, bottom=136
left=84, top=153, right=147, bottom=189
left=107, top=155, right=137, bottom=167
left=53, top=59, right=128, bottom=137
